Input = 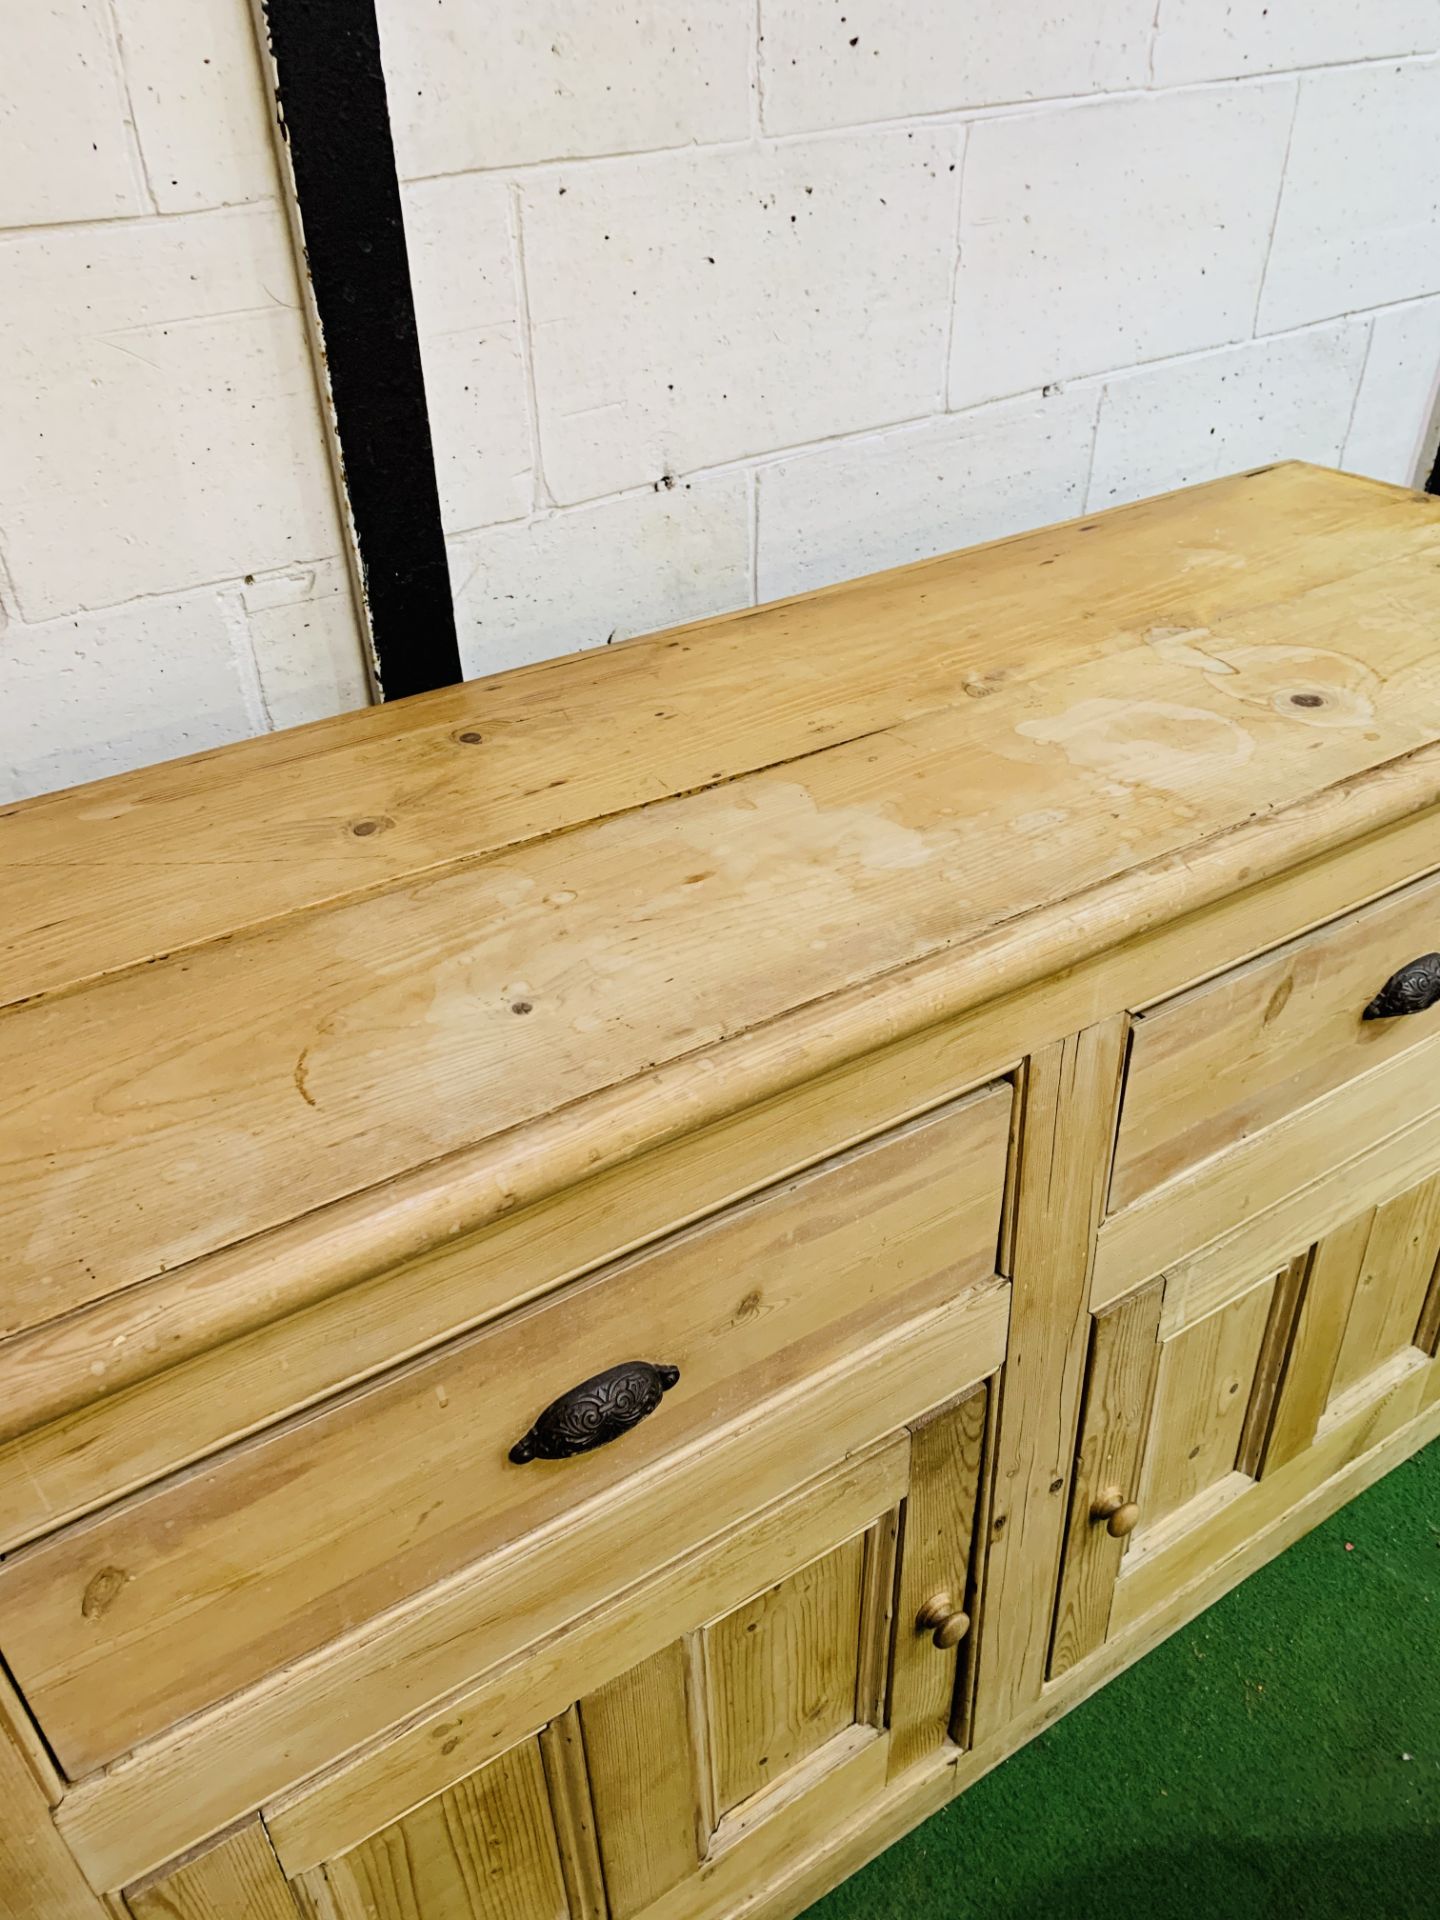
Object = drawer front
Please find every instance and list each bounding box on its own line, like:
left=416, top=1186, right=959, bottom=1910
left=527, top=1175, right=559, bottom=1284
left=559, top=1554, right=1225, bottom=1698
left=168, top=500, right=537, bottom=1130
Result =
left=1111, top=868, right=1440, bottom=1215
left=0, top=1006, right=1012, bottom=1558
left=0, top=1083, right=1011, bottom=1778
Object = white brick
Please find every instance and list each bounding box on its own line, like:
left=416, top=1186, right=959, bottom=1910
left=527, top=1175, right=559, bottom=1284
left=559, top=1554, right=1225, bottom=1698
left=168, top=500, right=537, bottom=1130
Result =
left=1087, top=323, right=1369, bottom=511
left=951, top=87, right=1294, bottom=409
left=449, top=476, right=751, bottom=676
left=524, top=131, right=959, bottom=503
left=0, top=588, right=260, bottom=804
left=761, top=0, right=1152, bottom=137
left=114, top=0, right=278, bottom=211
left=0, top=205, right=343, bottom=621
left=1259, top=61, right=1440, bottom=333
left=236, top=560, right=372, bottom=730
left=376, top=0, right=751, bottom=179
left=1344, top=300, right=1440, bottom=486
left=1154, top=1, right=1439, bottom=84
left=756, top=392, right=1096, bottom=602
left=402, top=177, right=533, bottom=535
left=0, top=0, right=147, bottom=226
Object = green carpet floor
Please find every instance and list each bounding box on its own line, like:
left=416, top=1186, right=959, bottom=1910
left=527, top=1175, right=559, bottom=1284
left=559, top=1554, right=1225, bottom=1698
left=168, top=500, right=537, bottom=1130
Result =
left=806, top=1438, right=1440, bottom=1920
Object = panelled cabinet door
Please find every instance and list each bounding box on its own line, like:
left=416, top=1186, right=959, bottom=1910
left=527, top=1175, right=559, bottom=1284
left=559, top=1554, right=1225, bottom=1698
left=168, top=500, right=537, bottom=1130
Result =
left=1053, top=1168, right=1440, bottom=1677
left=294, top=1734, right=573, bottom=1920
left=1050, top=1259, right=1303, bottom=1677
left=577, top=1385, right=993, bottom=1920
left=1268, top=1172, right=1440, bottom=1462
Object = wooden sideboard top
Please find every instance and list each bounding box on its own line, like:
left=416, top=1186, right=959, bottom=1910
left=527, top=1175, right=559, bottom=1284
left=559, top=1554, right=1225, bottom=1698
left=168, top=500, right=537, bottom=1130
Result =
left=4, top=461, right=1440, bottom=1360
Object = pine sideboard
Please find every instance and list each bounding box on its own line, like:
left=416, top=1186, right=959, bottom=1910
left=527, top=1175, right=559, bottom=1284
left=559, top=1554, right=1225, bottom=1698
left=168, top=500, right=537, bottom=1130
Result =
left=5, top=462, right=1440, bottom=1920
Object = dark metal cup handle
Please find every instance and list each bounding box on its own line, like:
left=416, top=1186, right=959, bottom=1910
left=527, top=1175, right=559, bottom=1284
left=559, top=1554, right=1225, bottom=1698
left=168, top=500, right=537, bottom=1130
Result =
left=1363, top=953, right=1440, bottom=1021
left=509, top=1360, right=680, bottom=1464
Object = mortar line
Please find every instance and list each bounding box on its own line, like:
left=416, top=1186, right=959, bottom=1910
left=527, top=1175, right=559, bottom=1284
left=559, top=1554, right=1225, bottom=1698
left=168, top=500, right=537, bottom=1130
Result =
left=508, top=180, right=556, bottom=513
left=1252, top=76, right=1303, bottom=336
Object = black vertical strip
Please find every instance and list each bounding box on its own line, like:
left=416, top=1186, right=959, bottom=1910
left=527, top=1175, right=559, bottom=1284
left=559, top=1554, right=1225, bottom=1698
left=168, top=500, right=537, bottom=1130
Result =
left=257, top=0, right=461, bottom=700
left=1427, top=436, right=1440, bottom=497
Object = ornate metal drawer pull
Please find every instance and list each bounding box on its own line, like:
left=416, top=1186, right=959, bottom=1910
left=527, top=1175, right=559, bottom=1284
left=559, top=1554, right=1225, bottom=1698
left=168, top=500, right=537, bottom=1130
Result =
left=1363, top=952, right=1440, bottom=1021
left=509, top=1360, right=680, bottom=1463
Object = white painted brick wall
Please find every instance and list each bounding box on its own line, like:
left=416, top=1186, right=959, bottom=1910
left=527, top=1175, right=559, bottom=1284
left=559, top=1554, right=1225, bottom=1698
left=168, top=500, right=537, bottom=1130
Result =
left=1087, top=322, right=1370, bottom=510
left=1345, top=299, right=1440, bottom=484
left=375, top=0, right=1440, bottom=688
left=756, top=392, right=1097, bottom=602
left=449, top=476, right=752, bottom=675
left=521, top=131, right=960, bottom=502
left=758, top=0, right=1155, bottom=136
left=0, top=0, right=369, bottom=802
left=952, top=85, right=1296, bottom=405
left=10, top=3, right=1440, bottom=799
left=1259, top=60, right=1440, bottom=331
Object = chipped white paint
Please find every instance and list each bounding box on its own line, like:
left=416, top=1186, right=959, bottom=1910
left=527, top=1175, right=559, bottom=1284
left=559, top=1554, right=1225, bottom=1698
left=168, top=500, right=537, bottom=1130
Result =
left=0, top=0, right=369, bottom=801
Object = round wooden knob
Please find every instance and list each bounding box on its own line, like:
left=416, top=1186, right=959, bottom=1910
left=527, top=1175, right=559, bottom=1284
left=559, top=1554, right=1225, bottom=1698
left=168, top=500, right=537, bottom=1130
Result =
left=1093, top=1488, right=1141, bottom=1538
left=915, top=1591, right=971, bottom=1650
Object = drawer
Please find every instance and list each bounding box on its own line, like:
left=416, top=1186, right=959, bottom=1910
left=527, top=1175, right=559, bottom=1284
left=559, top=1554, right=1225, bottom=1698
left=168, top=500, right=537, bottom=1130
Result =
left=0, top=1081, right=1011, bottom=1779
left=0, top=1001, right=1007, bottom=1555
left=1110, top=867, right=1440, bottom=1215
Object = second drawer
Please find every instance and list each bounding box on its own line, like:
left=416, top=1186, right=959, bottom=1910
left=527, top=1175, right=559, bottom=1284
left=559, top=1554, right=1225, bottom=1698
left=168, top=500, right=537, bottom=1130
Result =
left=1111, top=867, right=1440, bottom=1216
left=0, top=1080, right=1011, bottom=1778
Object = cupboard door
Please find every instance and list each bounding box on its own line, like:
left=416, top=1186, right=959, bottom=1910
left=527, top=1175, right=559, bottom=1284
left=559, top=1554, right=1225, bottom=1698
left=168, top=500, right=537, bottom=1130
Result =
left=1268, top=1172, right=1440, bottom=1458
left=578, top=1386, right=993, bottom=1920
left=1054, top=1168, right=1440, bottom=1675
left=1050, top=1261, right=1303, bottom=1677
left=296, top=1736, right=571, bottom=1920
left=887, top=1388, right=991, bottom=1774
left=126, top=1828, right=301, bottom=1919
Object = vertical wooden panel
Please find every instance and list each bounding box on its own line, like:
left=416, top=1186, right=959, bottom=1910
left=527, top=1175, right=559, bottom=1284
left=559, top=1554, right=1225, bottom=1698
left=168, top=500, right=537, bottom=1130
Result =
left=1237, top=1254, right=1312, bottom=1478
left=538, top=1710, right=605, bottom=1920
left=705, top=1535, right=865, bottom=1814
left=1266, top=1211, right=1372, bottom=1470
left=1141, top=1278, right=1274, bottom=1528
left=303, top=1737, right=567, bottom=1920
left=1416, top=1254, right=1440, bottom=1358
left=887, top=1386, right=988, bottom=1777
left=1048, top=1281, right=1163, bottom=1679
left=581, top=1640, right=701, bottom=1917
left=0, top=1679, right=105, bottom=1920
left=1331, top=1174, right=1440, bottom=1399
left=125, top=1824, right=303, bottom=1919
left=972, top=1016, right=1130, bottom=1742
left=854, top=1517, right=900, bottom=1733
